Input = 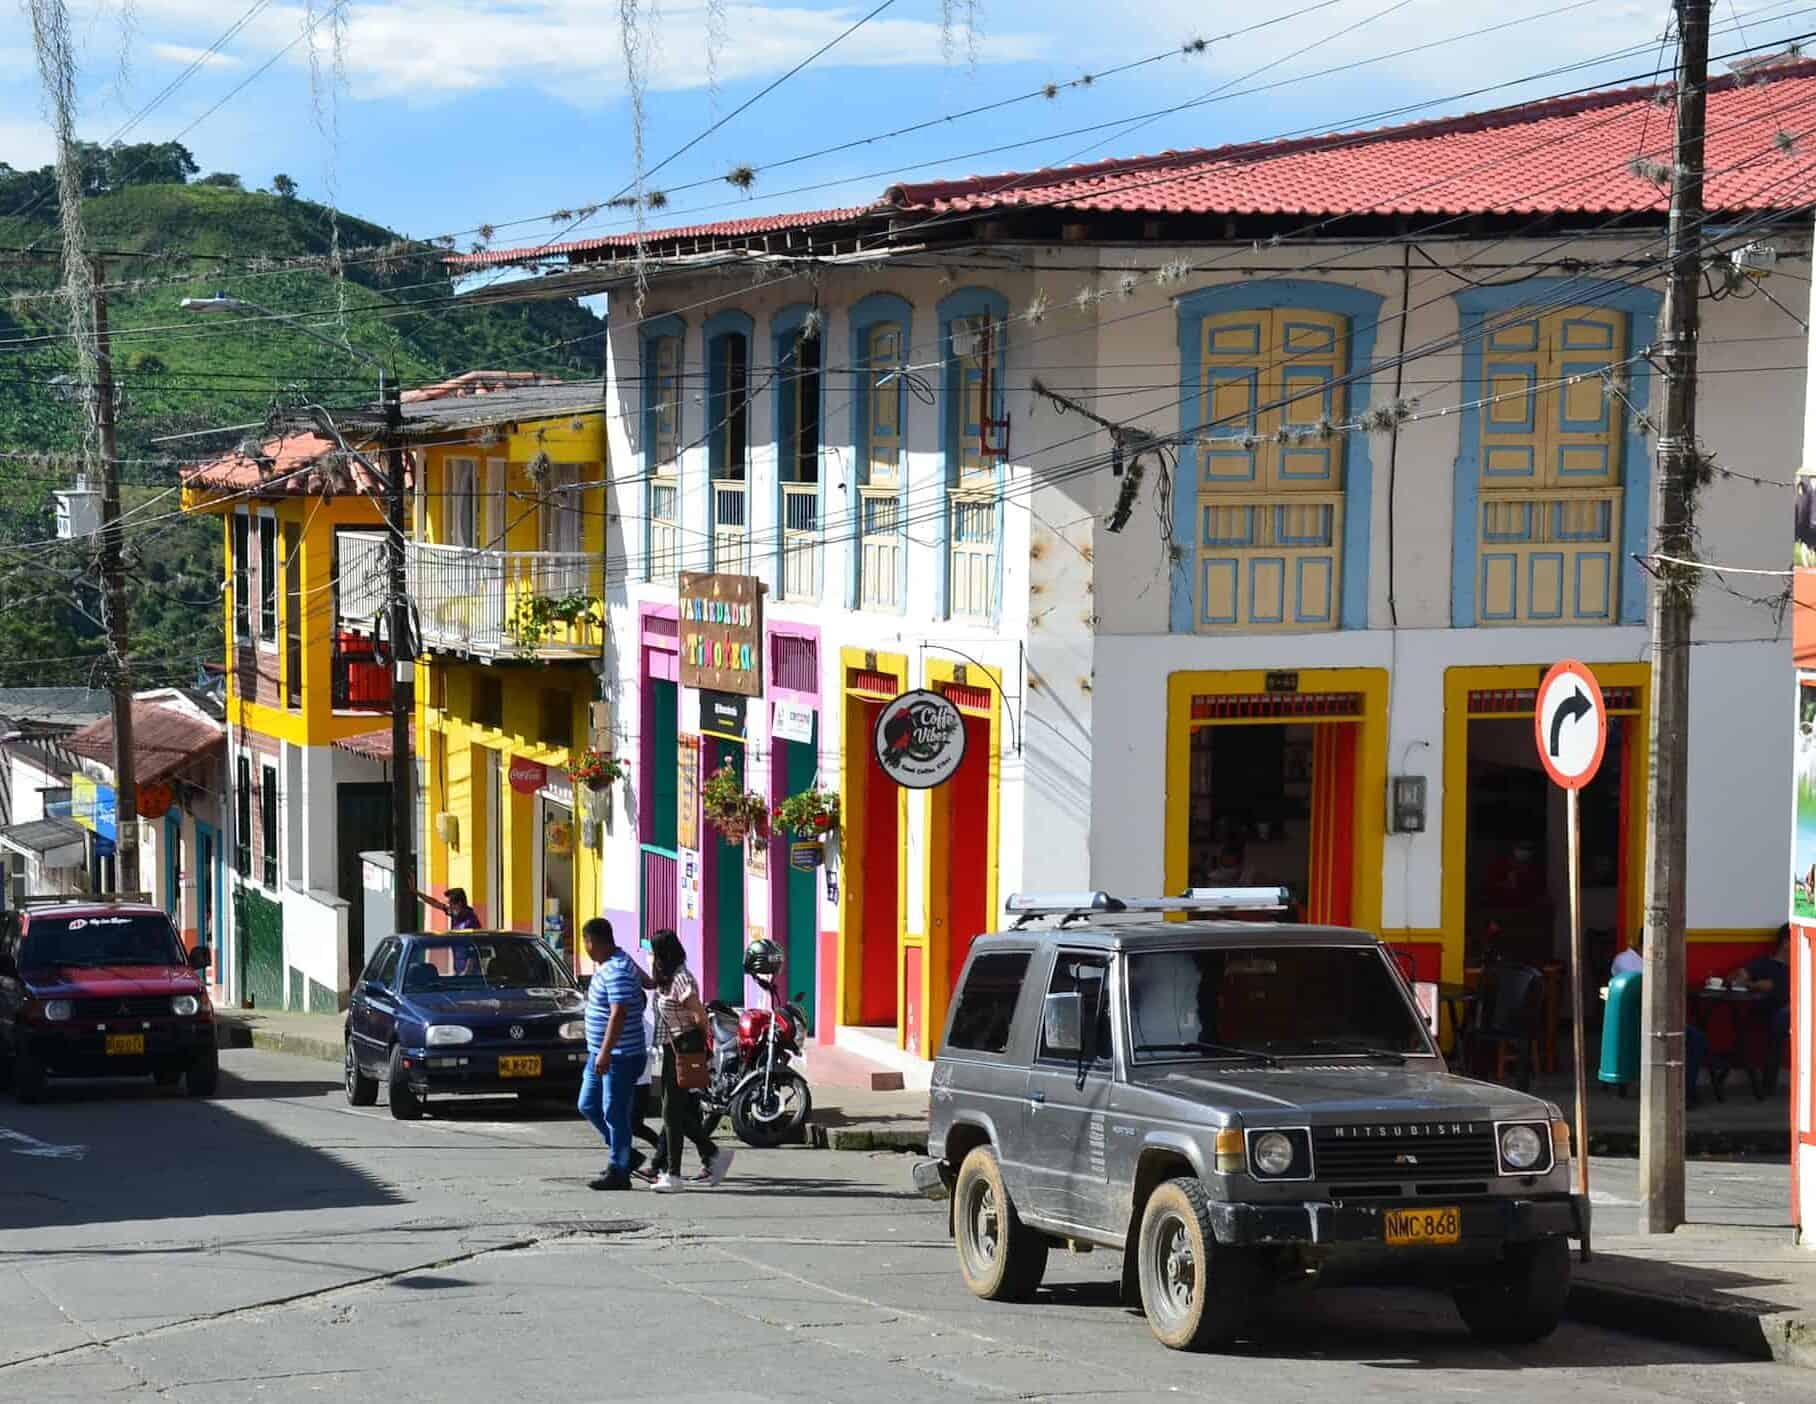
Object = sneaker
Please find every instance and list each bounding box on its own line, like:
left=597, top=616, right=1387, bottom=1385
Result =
left=705, top=1148, right=735, bottom=1187
left=650, top=1172, right=684, bottom=1194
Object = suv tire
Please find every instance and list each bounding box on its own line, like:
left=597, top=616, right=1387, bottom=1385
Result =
left=345, top=1039, right=378, bottom=1106
left=185, top=1050, right=220, bottom=1098
left=1452, top=1235, right=1571, bottom=1344
left=387, top=1045, right=425, bottom=1121
left=954, top=1145, right=1048, bottom=1302
left=1137, top=1176, right=1256, bottom=1351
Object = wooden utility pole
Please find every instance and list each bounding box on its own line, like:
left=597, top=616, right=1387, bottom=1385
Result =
left=1638, top=0, right=1710, bottom=1235
left=383, top=378, right=416, bottom=936
left=92, top=262, right=139, bottom=893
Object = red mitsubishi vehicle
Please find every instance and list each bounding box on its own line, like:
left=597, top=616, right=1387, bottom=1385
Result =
left=0, top=899, right=217, bottom=1102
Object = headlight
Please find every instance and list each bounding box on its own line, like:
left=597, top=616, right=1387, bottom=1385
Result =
left=1252, top=1131, right=1295, bottom=1177
left=425, top=1025, right=473, bottom=1046
left=1499, top=1123, right=1546, bottom=1172
left=171, top=995, right=200, bottom=1016
left=559, top=1020, right=584, bottom=1041
left=42, top=999, right=72, bottom=1022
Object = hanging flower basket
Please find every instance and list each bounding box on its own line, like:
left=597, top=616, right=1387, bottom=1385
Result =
left=571, top=747, right=629, bottom=791
left=772, top=787, right=840, bottom=840
left=702, top=760, right=767, bottom=844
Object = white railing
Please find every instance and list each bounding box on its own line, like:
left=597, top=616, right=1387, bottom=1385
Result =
left=859, top=487, right=901, bottom=610
left=712, top=480, right=750, bottom=575
left=406, top=541, right=602, bottom=658
left=649, top=479, right=680, bottom=583
left=335, top=531, right=390, bottom=629
left=948, top=489, right=997, bottom=618
left=781, top=482, right=820, bottom=600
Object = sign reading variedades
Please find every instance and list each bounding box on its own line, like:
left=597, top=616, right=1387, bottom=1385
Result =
left=873, top=689, right=968, bottom=789
left=508, top=758, right=548, bottom=795
left=679, top=572, right=763, bottom=698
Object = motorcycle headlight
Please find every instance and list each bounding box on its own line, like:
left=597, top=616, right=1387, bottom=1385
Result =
left=42, top=998, right=72, bottom=1022
left=558, top=1020, right=584, bottom=1041
left=1498, top=1122, right=1547, bottom=1172
left=426, top=1024, right=473, bottom=1047
left=171, top=995, right=200, bottom=1017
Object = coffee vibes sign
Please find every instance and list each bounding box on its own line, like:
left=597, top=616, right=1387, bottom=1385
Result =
left=873, top=689, right=967, bottom=789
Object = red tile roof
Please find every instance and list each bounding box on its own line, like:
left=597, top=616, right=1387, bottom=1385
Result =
left=455, top=61, right=1816, bottom=270
left=332, top=729, right=400, bottom=762
left=66, top=701, right=223, bottom=788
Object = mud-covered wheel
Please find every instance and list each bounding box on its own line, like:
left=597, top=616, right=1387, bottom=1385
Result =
left=1137, top=1176, right=1256, bottom=1350
left=1452, top=1236, right=1571, bottom=1344
left=953, top=1145, right=1048, bottom=1301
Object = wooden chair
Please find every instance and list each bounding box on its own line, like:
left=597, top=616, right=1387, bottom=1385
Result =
left=1459, top=963, right=1546, bottom=1090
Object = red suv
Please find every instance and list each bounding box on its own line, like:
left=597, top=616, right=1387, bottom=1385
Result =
left=0, top=901, right=218, bottom=1102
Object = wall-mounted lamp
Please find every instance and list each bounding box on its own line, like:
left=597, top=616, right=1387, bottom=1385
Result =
left=1390, top=775, right=1427, bottom=834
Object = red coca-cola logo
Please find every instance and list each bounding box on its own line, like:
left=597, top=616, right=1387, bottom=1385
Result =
left=508, top=759, right=548, bottom=794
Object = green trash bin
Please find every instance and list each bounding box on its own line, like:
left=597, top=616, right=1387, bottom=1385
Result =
left=1599, top=969, right=1642, bottom=1086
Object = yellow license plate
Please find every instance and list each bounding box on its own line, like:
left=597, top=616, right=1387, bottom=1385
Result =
left=105, top=1033, right=145, bottom=1056
left=1384, top=1206, right=1461, bottom=1246
left=498, top=1055, right=542, bottom=1078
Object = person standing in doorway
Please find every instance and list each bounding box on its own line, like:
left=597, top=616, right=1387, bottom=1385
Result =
left=445, top=888, right=482, bottom=931
left=577, top=917, right=647, bottom=1191
left=649, top=928, right=732, bottom=1192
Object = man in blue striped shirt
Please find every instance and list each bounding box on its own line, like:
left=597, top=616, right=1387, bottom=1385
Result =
left=578, top=917, right=648, bottom=1190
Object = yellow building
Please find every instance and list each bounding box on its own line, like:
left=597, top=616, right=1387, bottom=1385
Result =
left=388, top=378, right=611, bottom=971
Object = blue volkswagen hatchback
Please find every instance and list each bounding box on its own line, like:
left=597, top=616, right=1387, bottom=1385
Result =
left=344, top=931, right=588, bottom=1119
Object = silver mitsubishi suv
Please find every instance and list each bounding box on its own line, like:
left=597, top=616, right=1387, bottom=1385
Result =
left=912, top=889, right=1587, bottom=1353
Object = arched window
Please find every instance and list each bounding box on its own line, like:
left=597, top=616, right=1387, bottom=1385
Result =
left=704, top=310, right=754, bottom=574
left=640, top=315, right=685, bottom=582
left=850, top=293, right=912, bottom=612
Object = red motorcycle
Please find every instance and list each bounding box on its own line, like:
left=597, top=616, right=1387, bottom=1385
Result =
left=701, top=938, right=813, bottom=1147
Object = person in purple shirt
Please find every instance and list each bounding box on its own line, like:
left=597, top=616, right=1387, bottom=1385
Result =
left=445, top=888, right=482, bottom=931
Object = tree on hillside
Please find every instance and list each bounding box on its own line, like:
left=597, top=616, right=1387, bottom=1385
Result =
left=198, top=171, right=243, bottom=189
left=272, top=173, right=298, bottom=200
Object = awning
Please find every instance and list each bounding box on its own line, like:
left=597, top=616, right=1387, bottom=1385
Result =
left=0, top=818, right=89, bottom=867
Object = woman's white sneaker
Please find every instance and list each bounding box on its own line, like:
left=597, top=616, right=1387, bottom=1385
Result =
left=651, top=1172, right=683, bottom=1193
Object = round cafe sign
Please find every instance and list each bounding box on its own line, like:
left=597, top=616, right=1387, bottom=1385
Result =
left=873, top=689, right=967, bottom=789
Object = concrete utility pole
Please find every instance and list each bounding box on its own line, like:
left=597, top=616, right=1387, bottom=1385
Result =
left=383, top=378, right=416, bottom=937
left=1638, top=0, right=1709, bottom=1235
left=92, top=261, right=139, bottom=893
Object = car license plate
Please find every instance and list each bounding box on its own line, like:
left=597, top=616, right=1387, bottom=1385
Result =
left=1384, top=1206, right=1461, bottom=1246
left=498, top=1055, right=542, bottom=1078
left=105, top=1033, right=145, bottom=1056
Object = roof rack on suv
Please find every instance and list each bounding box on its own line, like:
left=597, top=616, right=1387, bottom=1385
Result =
left=17, top=892, right=154, bottom=907
left=1003, top=887, right=1291, bottom=927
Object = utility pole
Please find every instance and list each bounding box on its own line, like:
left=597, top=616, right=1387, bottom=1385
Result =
left=383, top=377, right=416, bottom=936
left=92, top=260, right=139, bottom=894
left=1638, top=0, right=1709, bottom=1235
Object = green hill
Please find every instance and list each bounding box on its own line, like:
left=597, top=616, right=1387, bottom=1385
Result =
left=0, top=155, right=606, bottom=692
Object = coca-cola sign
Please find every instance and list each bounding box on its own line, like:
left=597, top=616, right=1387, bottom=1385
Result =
left=873, top=689, right=967, bottom=790
left=508, top=758, right=549, bottom=795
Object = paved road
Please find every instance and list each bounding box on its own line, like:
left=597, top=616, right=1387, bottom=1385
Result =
left=0, top=1050, right=1803, bottom=1402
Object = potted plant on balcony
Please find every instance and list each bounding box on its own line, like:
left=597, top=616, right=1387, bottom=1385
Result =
left=701, top=760, right=767, bottom=845
left=509, top=592, right=601, bottom=655
left=570, top=748, right=629, bottom=793
left=772, top=786, right=838, bottom=868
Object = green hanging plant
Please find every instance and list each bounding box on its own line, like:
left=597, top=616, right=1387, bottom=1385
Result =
left=510, top=592, right=600, bottom=654
left=701, top=760, right=767, bottom=844
left=772, top=787, right=840, bottom=839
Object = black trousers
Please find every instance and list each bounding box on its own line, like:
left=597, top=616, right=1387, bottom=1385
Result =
left=632, top=1083, right=661, bottom=1150
left=660, top=1029, right=717, bottom=1175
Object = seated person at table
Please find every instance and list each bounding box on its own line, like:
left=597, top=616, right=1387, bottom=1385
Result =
left=1729, top=925, right=1793, bottom=1083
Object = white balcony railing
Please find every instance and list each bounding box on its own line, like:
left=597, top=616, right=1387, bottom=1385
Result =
left=781, top=482, right=820, bottom=601
left=340, top=534, right=603, bottom=659
left=712, top=480, right=750, bottom=574
left=948, top=489, right=997, bottom=619
left=859, top=487, right=901, bottom=610
left=335, top=530, right=390, bottom=629
left=649, top=478, right=680, bottom=583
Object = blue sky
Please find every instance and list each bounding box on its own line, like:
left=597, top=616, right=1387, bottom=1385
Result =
left=2, top=0, right=1814, bottom=252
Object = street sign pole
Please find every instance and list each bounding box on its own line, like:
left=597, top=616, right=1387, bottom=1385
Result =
left=1566, top=781, right=1591, bottom=1259
left=1534, top=658, right=1608, bottom=1264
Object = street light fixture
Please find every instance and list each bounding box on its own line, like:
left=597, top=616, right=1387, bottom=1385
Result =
left=181, top=294, right=417, bottom=942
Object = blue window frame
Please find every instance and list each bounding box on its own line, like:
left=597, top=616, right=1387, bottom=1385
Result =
left=771, top=304, right=825, bottom=601
left=703, top=309, right=754, bottom=573
left=937, top=287, right=1008, bottom=621
left=640, top=313, right=686, bottom=582
left=849, top=292, right=913, bottom=612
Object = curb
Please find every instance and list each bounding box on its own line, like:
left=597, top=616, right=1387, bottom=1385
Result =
left=216, top=1017, right=341, bottom=1066
left=1567, top=1275, right=1815, bottom=1370
left=812, top=1123, right=928, bottom=1152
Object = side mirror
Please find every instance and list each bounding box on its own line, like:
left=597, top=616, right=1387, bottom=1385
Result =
left=1042, top=992, right=1083, bottom=1057
left=188, top=945, right=212, bottom=971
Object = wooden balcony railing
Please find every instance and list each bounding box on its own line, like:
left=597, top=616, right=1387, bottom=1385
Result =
left=859, top=487, right=902, bottom=610
left=781, top=482, right=820, bottom=601
left=712, top=480, right=750, bottom=574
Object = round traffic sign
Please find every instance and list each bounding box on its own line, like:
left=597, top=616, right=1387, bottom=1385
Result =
left=1533, top=660, right=1608, bottom=790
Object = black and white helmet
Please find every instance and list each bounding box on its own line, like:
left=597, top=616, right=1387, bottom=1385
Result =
left=742, top=936, right=784, bottom=977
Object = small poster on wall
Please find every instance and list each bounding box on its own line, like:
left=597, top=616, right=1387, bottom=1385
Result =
left=678, top=734, right=701, bottom=852
left=680, top=848, right=701, bottom=921
left=746, top=830, right=767, bottom=878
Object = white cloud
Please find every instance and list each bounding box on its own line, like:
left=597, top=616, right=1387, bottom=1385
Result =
left=149, top=42, right=242, bottom=70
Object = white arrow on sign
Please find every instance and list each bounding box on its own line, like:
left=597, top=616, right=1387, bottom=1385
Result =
left=1533, top=659, right=1608, bottom=792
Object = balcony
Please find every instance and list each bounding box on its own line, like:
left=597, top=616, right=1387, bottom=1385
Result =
left=331, top=632, right=392, bottom=712
left=859, top=487, right=902, bottom=610
left=781, top=482, right=820, bottom=601
left=649, top=478, right=680, bottom=583
left=337, top=533, right=604, bottom=661
left=948, top=488, right=998, bottom=619
left=712, top=480, right=750, bottom=574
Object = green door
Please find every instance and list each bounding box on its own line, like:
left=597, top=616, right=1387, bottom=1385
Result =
left=783, top=728, right=818, bottom=1023
left=235, top=885, right=284, bottom=1011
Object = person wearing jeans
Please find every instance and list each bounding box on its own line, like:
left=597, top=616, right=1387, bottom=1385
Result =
left=649, top=929, right=731, bottom=1192
left=577, top=917, right=648, bottom=1190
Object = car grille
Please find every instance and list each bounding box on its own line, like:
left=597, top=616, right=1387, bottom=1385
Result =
left=1312, top=1123, right=1498, bottom=1181
left=74, top=996, right=174, bottom=1020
